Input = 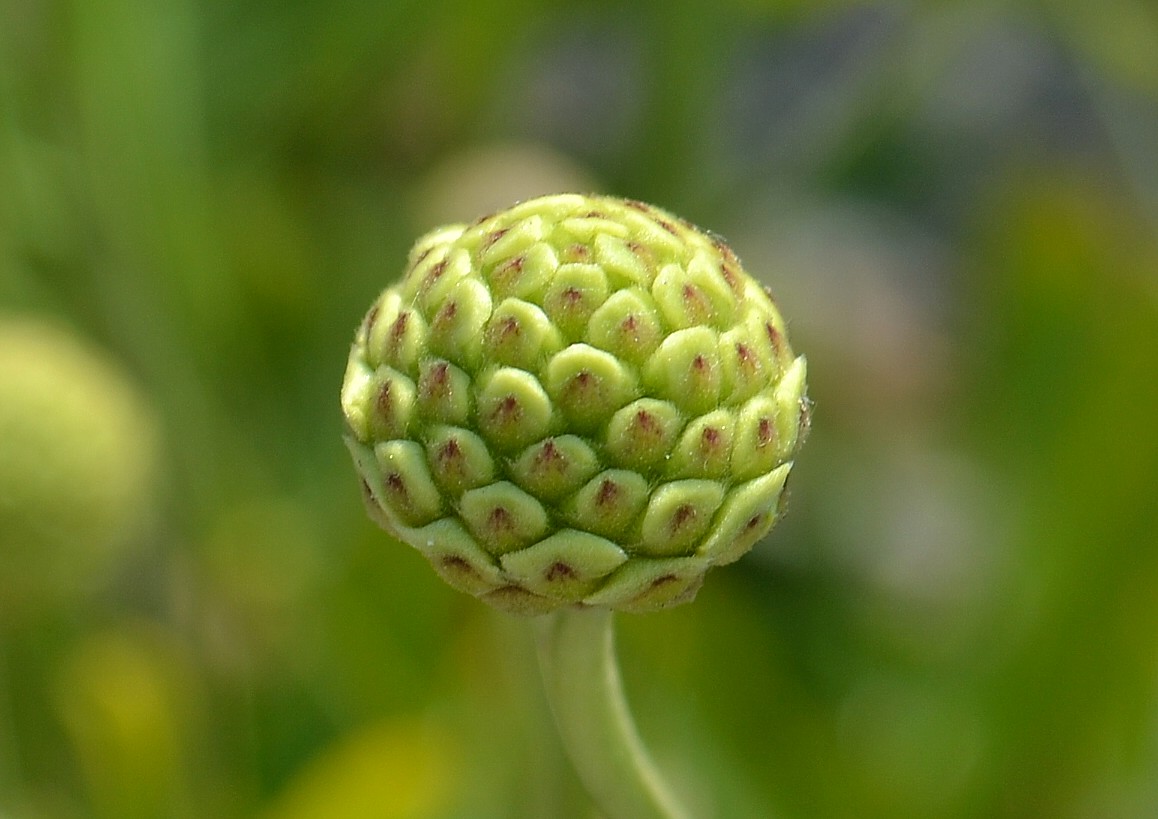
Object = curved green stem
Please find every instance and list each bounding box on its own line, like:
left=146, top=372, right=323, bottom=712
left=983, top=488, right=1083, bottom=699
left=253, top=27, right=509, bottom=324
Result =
left=534, top=607, right=690, bottom=819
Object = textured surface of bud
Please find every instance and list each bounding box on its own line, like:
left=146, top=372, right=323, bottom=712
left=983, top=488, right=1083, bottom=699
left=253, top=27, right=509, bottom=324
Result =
left=342, top=195, right=809, bottom=614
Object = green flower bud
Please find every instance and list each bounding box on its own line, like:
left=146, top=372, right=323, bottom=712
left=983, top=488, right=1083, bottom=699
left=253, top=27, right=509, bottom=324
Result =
left=0, top=318, right=158, bottom=623
left=342, top=195, right=808, bottom=614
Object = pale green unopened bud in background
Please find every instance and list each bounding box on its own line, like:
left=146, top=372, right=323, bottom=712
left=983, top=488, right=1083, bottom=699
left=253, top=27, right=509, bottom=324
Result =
left=342, top=194, right=809, bottom=614
left=0, top=317, right=158, bottom=622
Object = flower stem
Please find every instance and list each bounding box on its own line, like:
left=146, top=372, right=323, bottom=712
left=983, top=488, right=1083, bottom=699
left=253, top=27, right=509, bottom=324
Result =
left=534, top=607, right=690, bottom=819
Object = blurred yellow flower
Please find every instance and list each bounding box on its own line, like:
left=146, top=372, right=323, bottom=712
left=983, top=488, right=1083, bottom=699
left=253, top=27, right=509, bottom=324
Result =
left=264, top=718, right=459, bottom=819
left=53, top=626, right=194, bottom=819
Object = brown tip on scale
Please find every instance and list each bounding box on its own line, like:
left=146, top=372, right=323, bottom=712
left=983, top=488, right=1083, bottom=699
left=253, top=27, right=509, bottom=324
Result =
left=497, top=316, right=521, bottom=339
left=565, top=244, right=591, bottom=262
left=546, top=562, right=578, bottom=582
left=362, top=303, right=380, bottom=334
left=437, top=438, right=462, bottom=464
left=441, top=555, right=480, bottom=580
left=376, top=381, right=393, bottom=413
left=385, top=473, right=408, bottom=500
left=390, top=312, right=409, bottom=341
left=491, top=395, right=522, bottom=424
left=671, top=504, right=696, bottom=531
left=757, top=418, right=774, bottom=448
left=488, top=506, right=514, bottom=532
left=534, top=440, right=565, bottom=470
left=482, top=227, right=509, bottom=250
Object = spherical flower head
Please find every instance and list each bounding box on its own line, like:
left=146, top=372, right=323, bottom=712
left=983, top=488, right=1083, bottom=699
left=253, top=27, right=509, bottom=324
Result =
left=0, top=317, right=158, bottom=623
left=341, top=195, right=808, bottom=614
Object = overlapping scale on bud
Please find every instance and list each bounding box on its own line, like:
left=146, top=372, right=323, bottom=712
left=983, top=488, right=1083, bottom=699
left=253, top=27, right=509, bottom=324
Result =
left=342, top=194, right=808, bottom=614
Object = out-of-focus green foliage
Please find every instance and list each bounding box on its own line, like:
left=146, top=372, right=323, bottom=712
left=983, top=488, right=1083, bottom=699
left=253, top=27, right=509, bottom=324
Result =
left=1, top=0, right=1156, bottom=817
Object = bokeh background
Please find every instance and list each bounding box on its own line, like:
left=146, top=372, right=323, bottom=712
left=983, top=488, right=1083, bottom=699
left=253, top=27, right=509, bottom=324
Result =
left=2, top=1, right=1158, bottom=817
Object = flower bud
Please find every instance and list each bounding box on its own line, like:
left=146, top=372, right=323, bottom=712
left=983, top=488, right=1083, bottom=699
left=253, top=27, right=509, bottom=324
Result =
left=342, top=195, right=808, bottom=614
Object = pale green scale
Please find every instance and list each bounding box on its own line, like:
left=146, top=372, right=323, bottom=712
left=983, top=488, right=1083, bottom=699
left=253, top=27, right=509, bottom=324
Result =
left=485, top=241, right=559, bottom=302
left=582, top=555, right=710, bottom=612
left=404, top=517, right=506, bottom=595
left=340, top=357, right=375, bottom=442
left=372, top=307, right=427, bottom=376
left=478, top=214, right=549, bottom=266
left=363, top=289, right=402, bottom=370
left=545, top=344, right=638, bottom=430
left=593, top=233, right=651, bottom=288
left=772, top=357, right=808, bottom=462
left=666, top=409, right=735, bottom=480
left=565, top=469, right=650, bottom=541
left=718, top=323, right=774, bottom=405
left=542, top=263, right=611, bottom=341
left=643, top=326, right=722, bottom=415
left=407, top=223, right=466, bottom=268
left=509, top=435, right=601, bottom=502
left=476, top=367, right=554, bottom=451
left=424, top=425, right=496, bottom=497
left=651, top=264, right=707, bottom=330
left=373, top=440, right=444, bottom=526
left=585, top=288, right=663, bottom=366
left=731, top=393, right=783, bottom=481
left=603, top=398, right=684, bottom=473
left=427, top=276, right=492, bottom=369
left=398, top=242, right=449, bottom=304
left=483, top=298, right=564, bottom=370
left=684, top=249, right=739, bottom=327
left=366, top=367, right=416, bottom=441
left=638, top=479, right=726, bottom=556
left=615, top=210, right=688, bottom=261
left=501, top=529, right=628, bottom=600
left=697, top=463, right=792, bottom=565
left=408, top=246, right=472, bottom=314
left=415, top=358, right=472, bottom=426
left=459, top=481, right=550, bottom=556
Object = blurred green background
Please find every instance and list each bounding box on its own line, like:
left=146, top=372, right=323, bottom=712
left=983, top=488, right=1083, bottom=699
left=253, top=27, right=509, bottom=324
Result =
left=2, top=0, right=1158, bottom=817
